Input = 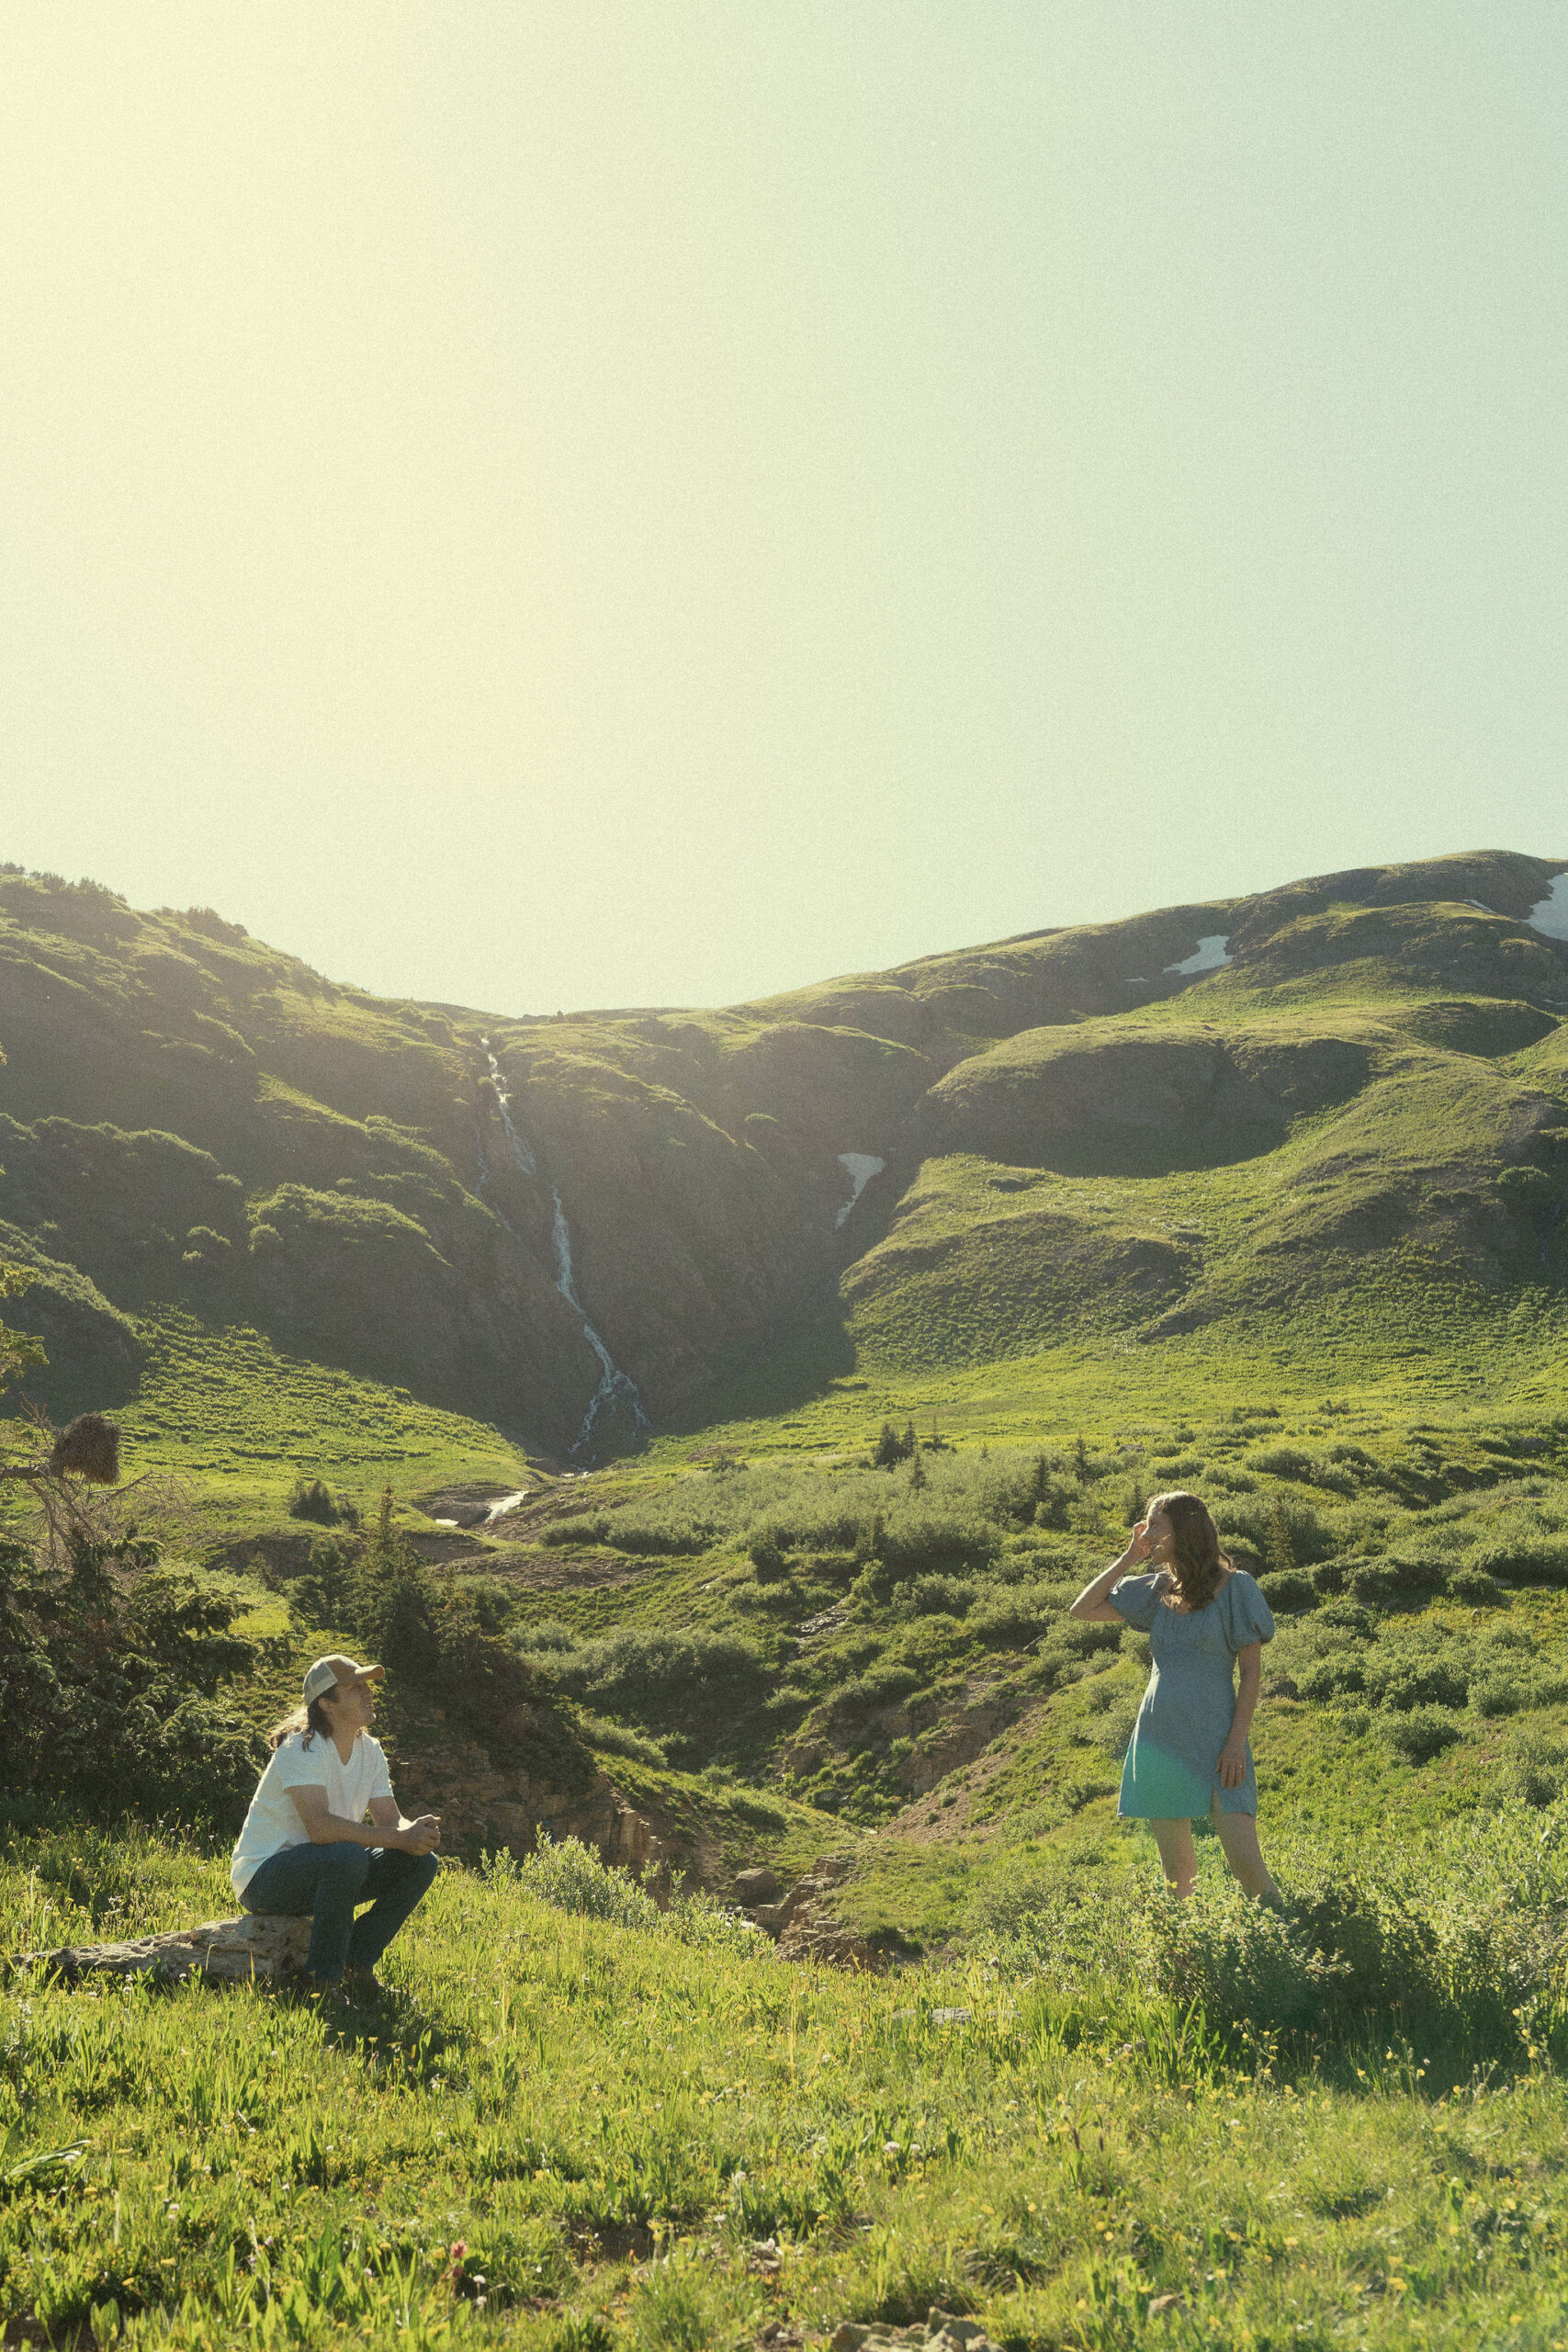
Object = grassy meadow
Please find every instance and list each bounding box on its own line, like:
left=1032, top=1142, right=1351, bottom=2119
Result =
left=6, top=1815, right=1568, bottom=2352
left=111, top=1310, right=530, bottom=1532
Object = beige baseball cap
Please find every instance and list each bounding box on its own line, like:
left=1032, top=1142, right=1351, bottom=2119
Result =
left=302, top=1653, right=385, bottom=1704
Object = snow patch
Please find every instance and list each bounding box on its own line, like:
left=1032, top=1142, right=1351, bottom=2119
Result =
left=1164, top=933, right=1233, bottom=977
left=1526, top=874, right=1568, bottom=942
left=836, top=1152, right=886, bottom=1227
left=484, top=1489, right=531, bottom=1523
left=1463, top=899, right=1494, bottom=913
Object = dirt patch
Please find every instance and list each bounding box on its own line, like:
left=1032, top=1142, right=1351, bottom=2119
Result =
left=205, top=1530, right=317, bottom=1581
left=479, top=1546, right=650, bottom=1591
left=880, top=1692, right=1055, bottom=1846
left=405, top=1529, right=501, bottom=1566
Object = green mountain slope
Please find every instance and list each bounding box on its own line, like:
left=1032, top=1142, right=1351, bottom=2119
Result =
left=3, top=848, right=1568, bottom=1456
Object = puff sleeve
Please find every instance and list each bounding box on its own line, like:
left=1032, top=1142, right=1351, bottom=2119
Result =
left=1222, top=1571, right=1275, bottom=1652
left=1108, top=1571, right=1167, bottom=1632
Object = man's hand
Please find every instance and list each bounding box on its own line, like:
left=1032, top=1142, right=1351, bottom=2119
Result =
left=396, top=1815, right=441, bottom=1856
left=1216, top=1741, right=1247, bottom=1791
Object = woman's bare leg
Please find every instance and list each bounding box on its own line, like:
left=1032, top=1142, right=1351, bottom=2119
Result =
left=1148, top=1817, right=1199, bottom=1897
left=1213, top=1803, right=1280, bottom=1900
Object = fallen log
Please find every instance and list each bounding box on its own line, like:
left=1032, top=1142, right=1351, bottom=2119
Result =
left=17, top=1913, right=312, bottom=1984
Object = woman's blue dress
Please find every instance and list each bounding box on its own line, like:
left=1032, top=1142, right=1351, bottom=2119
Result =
left=1108, top=1568, right=1275, bottom=1819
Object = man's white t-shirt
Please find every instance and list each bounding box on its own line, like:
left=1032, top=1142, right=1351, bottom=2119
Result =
left=231, top=1730, right=393, bottom=1898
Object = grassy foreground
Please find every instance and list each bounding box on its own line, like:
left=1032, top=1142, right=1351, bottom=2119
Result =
left=6, top=1820, right=1568, bottom=2350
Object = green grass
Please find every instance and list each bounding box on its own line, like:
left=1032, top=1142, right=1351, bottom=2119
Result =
left=114, top=1309, right=529, bottom=1529
left=6, top=1816, right=1568, bottom=2350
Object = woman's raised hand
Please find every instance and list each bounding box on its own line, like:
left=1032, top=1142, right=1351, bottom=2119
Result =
left=1124, top=1518, right=1154, bottom=1564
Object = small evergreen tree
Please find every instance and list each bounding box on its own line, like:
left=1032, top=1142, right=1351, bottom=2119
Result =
left=874, top=1421, right=902, bottom=1470
left=355, top=1483, right=437, bottom=1677
left=903, top=1420, right=918, bottom=1460
left=1265, top=1498, right=1296, bottom=1577
left=1074, top=1433, right=1091, bottom=1484
left=908, top=1444, right=927, bottom=1492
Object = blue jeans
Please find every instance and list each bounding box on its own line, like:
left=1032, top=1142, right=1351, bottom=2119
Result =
left=240, top=1841, right=439, bottom=1982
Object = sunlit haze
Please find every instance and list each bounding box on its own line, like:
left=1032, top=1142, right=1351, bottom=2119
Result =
left=3, top=5, right=1564, bottom=1012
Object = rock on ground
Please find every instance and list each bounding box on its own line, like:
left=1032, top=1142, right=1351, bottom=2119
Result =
left=828, top=2312, right=1003, bottom=2352
left=20, top=1913, right=314, bottom=1983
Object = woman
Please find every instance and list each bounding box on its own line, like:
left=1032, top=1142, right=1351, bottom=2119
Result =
left=230, top=1652, right=443, bottom=1987
left=1069, top=1491, right=1279, bottom=1901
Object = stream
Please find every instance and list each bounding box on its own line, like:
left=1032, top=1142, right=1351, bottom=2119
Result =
left=479, top=1037, right=648, bottom=1455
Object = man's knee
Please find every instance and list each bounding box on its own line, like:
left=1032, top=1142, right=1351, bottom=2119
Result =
left=404, top=1849, right=439, bottom=1897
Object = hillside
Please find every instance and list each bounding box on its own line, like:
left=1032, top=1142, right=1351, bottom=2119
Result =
left=4, top=848, right=1568, bottom=1466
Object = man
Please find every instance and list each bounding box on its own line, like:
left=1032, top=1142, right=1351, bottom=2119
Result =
left=230, top=1652, right=442, bottom=1988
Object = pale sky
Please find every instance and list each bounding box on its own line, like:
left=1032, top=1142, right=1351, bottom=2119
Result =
left=2, top=6, right=1564, bottom=1013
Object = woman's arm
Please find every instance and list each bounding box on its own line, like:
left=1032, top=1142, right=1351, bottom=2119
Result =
left=1217, top=1642, right=1263, bottom=1787
left=1069, top=1526, right=1153, bottom=1623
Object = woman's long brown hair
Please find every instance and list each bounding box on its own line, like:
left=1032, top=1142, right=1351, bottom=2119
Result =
left=1148, top=1488, right=1230, bottom=1609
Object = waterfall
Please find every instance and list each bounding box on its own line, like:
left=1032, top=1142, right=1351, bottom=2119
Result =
left=479, top=1035, right=648, bottom=1457
left=481, top=1036, right=536, bottom=1177
left=551, top=1190, right=649, bottom=1453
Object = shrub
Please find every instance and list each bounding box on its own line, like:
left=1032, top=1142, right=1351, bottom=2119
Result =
left=1365, top=1649, right=1471, bottom=1712
left=1446, top=1565, right=1503, bottom=1604
left=573, top=1712, right=671, bottom=1767
left=1297, top=1653, right=1367, bottom=1702
left=1076, top=1694, right=1140, bottom=1762
left=1248, top=1445, right=1358, bottom=1496
left=1385, top=1705, right=1465, bottom=1761
left=1216, top=1490, right=1333, bottom=1566
left=1470, top=1533, right=1568, bottom=1588
left=1510, top=1739, right=1568, bottom=1807
left=1377, top=1548, right=1454, bottom=1596
left=748, top=1534, right=788, bottom=1582
left=513, top=1834, right=661, bottom=1930
left=1471, top=1672, right=1527, bottom=1720
left=1156, top=1880, right=1339, bottom=2032
left=1472, top=1666, right=1568, bottom=1719
left=1258, top=1568, right=1315, bottom=1612
left=969, top=1586, right=1055, bottom=1646
left=1498, top=1164, right=1558, bottom=1219
left=907, top=1573, right=975, bottom=1617
left=548, top=1627, right=770, bottom=1729
left=288, top=1476, right=345, bottom=1525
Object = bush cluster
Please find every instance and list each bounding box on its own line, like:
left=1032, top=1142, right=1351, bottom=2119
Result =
left=981, top=1800, right=1568, bottom=2059
left=0, top=1528, right=261, bottom=1831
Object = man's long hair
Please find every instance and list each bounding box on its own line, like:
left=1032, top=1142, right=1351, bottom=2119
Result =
left=267, top=1695, right=334, bottom=1753
left=1150, top=1489, right=1230, bottom=1610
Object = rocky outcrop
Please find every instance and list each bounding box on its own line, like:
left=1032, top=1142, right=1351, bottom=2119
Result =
left=403, top=1728, right=662, bottom=1871
left=744, top=1852, right=880, bottom=1971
